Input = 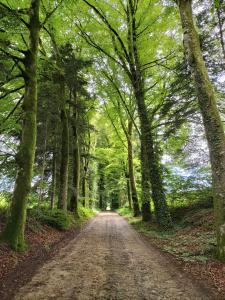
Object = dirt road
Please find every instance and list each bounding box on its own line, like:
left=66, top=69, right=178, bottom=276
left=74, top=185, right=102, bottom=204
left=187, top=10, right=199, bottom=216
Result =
left=15, top=212, right=213, bottom=300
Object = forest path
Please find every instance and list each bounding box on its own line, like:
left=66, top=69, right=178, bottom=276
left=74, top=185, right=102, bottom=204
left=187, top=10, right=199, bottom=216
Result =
left=15, top=212, right=212, bottom=300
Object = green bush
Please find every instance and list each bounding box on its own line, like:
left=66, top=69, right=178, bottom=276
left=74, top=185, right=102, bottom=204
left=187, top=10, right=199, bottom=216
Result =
left=78, top=206, right=95, bottom=219
left=117, top=207, right=133, bottom=217
left=28, top=208, right=74, bottom=230
left=167, top=188, right=213, bottom=209
left=28, top=206, right=96, bottom=230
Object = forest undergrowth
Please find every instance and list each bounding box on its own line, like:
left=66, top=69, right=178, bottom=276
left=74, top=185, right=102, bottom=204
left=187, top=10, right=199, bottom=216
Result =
left=0, top=200, right=96, bottom=295
left=118, top=200, right=225, bottom=297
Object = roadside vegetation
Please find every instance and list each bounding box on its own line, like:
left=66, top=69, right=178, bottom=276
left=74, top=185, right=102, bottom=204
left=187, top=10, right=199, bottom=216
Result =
left=118, top=196, right=225, bottom=296
left=0, top=190, right=96, bottom=287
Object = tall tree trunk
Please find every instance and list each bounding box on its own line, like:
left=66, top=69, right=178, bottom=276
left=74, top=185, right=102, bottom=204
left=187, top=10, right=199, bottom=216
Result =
left=127, top=1, right=171, bottom=226
left=1, top=0, right=40, bottom=250
left=135, top=86, right=172, bottom=227
left=125, top=171, right=132, bottom=209
left=55, top=135, right=61, bottom=207
left=50, top=147, right=57, bottom=210
left=98, top=163, right=105, bottom=210
left=178, top=0, right=225, bottom=260
left=47, top=29, right=69, bottom=212
left=216, top=4, right=225, bottom=61
left=70, top=136, right=80, bottom=214
left=70, top=94, right=80, bottom=215
left=58, top=103, right=69, bottom=211
left=88, top=173, right=93, bottom=208
left=81, top=173, right=86, bottom=207
left=38, top=117, right=48, bottom=205
left=127, top=121, right=140, bottom=216
left=81, top=129, right=91, bottom=207
left=140, top=138, right=151, bottom=222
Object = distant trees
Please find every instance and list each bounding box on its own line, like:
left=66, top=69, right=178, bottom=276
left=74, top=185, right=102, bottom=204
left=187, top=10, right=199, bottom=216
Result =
left=100, top=70, right=141, bottom=216
left=80, top=0, right=173, bottom=227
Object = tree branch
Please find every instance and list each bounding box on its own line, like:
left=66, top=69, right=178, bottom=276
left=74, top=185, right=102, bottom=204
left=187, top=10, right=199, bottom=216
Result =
left=41, top=0, right=64, bottom=27
left=82, top=0, right=130, bottom=63
left=0, top=85, right=24, bottom=100
left=0, top=95, right=24, bottom=127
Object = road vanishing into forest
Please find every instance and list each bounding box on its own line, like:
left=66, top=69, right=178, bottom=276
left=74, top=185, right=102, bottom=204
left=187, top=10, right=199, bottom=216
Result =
left=15, top=212, right=212, bottom=300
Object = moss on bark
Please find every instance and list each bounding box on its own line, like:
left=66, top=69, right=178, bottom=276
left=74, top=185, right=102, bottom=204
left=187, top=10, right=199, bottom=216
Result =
left=1, top=0, right=40, bottom=250
left=70, top=98, right=80, bottom=216
left=58, top=107, right=69, bottom=211
left=127, top=121, right=140, bottom=216
left=126, top=1, right=172, bottom=227
left=141, top=140, right=152, bottom=222
left=178, top=0, right=225, bottom=260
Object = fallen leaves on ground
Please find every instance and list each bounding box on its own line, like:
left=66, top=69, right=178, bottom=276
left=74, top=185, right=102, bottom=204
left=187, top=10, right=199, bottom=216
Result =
left=127, top=208, right=225, bottom=298
left=0, top=219, right=63, bottom=281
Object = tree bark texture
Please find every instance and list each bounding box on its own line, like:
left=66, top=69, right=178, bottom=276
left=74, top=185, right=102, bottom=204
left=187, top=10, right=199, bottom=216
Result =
left=2, top=0, right=40, bottom=250
left=70, top=97, right=80, bottom=215
left=126, top=171, right=132, bottom=210
left=58, top=103, right=69, bottom=211
left=127, top=121, right=140, bottom=216
left=127, top=1, right=172, bottom=227
left=178, top=0, right=225, bottom=260
left=50, top=147, right=57, bottom=210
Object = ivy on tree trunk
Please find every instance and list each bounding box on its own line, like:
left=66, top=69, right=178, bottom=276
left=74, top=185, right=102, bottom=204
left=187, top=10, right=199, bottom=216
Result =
left=177, top=0, right=225, bottom=261
left=127, top=121, right=140, bottom=216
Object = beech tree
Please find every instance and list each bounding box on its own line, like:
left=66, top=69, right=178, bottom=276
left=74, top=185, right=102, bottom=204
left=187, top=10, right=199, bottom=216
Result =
left=78, top=0, right=174, bottom=226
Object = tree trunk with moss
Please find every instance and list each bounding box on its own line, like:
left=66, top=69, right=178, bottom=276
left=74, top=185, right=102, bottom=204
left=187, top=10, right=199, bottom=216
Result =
left=58, top=98, right=69, bottom=211
left=140, top=139, right=151, bottom=222
left=177, top=0, right=225, bottom=260
left=127, top=121, right=140, bottom=216
left=46, top=30, right=69, bottom=212
left=70, top=93, right=80, bottom=215
left=1, top=0, right=40, bottom=250
left=116, top=100, right=139, bottom=215
left=125, top=171, right=132, bottom=209
left=130, top=70, right=171, bottom=226
left=215, top=3, right=225, bottom=61
left=50, top=147, right=57, bottom=210
left=81, top=172, right=87, bottom=207
left=98, top=163, right=105, bottom=210
left=70, top=131, right=80, bottom=214
left=126, top=1, right=172, bottom=226
left=88, top=173, right=93, bottom=208
left=38, top=117, right=48, bottom=205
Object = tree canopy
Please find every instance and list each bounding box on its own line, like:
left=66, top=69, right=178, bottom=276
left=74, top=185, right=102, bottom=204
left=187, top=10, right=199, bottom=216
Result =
left=0, top=0, right=225, bottom=260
